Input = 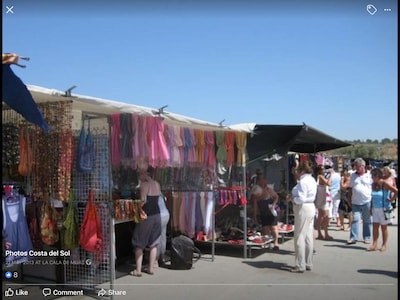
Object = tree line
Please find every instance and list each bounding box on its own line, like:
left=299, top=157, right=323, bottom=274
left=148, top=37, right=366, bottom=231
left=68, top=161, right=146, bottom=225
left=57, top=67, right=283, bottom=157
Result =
left=327, top=139, right=398, bottom=160
left=344, top=138, right=398, bottom=144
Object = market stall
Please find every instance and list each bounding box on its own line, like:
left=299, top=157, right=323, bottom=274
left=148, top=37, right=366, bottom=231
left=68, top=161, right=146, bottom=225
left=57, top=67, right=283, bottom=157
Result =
left=229, top=123, right=351, bottom=255
left=3, top=84, right=251, bottom=295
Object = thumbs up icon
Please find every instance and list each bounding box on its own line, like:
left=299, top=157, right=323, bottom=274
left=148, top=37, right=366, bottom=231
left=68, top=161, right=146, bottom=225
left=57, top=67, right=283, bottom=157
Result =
left=5, top=288, right=14, bottom=297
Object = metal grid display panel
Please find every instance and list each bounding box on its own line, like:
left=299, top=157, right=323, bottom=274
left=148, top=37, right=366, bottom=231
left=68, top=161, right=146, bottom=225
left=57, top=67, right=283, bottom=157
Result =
left=66, top=116, right=113, bottom=293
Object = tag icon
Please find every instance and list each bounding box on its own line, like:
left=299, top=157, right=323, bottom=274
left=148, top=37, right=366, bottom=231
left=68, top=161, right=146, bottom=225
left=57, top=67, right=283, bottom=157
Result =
left=367, top=4, right=377, bottom=15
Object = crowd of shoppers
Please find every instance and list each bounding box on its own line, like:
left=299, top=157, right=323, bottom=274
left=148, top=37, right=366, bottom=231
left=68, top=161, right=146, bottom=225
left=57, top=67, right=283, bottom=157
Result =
left=284, top=157, right=397, bottom=274
left=127, top=158, right=397, bottom=277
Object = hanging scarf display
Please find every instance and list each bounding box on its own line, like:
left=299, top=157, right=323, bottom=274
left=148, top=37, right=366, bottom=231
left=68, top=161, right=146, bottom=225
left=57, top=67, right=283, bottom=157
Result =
left=32, top=101, right=73, bottom=201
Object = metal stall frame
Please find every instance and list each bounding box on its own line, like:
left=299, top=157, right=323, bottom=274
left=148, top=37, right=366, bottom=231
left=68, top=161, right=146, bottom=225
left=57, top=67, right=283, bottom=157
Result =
left=64, top=111, right=114, bottom=299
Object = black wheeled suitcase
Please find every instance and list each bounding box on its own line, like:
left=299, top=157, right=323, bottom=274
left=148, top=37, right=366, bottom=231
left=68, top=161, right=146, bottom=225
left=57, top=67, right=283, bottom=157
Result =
left=170, top=235, right=201, bottom=270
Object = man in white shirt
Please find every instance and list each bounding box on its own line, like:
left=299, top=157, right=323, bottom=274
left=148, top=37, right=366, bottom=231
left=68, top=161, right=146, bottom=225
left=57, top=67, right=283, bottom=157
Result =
left=347, top=158, right=372, bottom=244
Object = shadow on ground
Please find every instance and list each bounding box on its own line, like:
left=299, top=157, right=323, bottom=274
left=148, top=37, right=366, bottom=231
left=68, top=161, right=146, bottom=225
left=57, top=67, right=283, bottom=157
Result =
left=242, top=260, right=290, bottom=271
left=358, top=269, right=398, bottom=279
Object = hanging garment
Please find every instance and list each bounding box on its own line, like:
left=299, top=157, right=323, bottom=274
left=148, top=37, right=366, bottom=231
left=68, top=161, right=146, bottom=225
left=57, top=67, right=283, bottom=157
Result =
left=62, top=191, right=79, bottom=250
left=2, top=63, right=50, bottom=133
left=3, top=193, right=33, bottom=266
left=195, top=129, right=206, bottom=165
left=25, top=196, right=42, bottom=250
left=79, top=189, right=103, bottom=252
left=235, top=131, right=247, bottom=167
left=204, top=192, right=215, bottom=240
left=132, top=114, right=149, bottom=165
left=77, top=120, right=95, bottom=173
left=173, top=125, right=184, bottom=167
left=165, top=124, right=182, bottom=167
left=172, top=192, right=182, bottom=232
left=146, top=116, right=170, bottom=167
left=130, top=113, right=138, bottom=166
left=110, top=113, right=122, bottom=166
left=205, top=131, right=216, bottom=170
left=215, top=131, right=227, bottom=164
left=183, top=128, right=196, bottom=166
left=225, top=131, right=236, bottom=167
left=120, top=113, right=133, bottom=161
left=194, top=192, right=204, bottom=233
left=40, top=199, right=59, bottom=246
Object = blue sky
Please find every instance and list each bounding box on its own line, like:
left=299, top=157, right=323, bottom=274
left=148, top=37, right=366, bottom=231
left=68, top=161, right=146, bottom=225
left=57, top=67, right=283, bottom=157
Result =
left=3, top=0, right=398, bottom=141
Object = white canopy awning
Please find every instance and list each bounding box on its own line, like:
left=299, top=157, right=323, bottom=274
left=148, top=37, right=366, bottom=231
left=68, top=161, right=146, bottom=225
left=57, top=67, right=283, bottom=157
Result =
left=27, top=85, right=242, bottom=132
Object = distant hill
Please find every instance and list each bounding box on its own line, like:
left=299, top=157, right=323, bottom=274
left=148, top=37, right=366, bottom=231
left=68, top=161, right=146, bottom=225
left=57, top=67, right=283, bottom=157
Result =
left=326, top=142, right=398, bottom=161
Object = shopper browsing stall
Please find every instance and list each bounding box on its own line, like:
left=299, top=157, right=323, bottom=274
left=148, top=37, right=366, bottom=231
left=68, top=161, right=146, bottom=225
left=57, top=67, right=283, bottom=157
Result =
left=130, top=167, right=162, bottom=277
left=251, top=170, right=280, bottom=250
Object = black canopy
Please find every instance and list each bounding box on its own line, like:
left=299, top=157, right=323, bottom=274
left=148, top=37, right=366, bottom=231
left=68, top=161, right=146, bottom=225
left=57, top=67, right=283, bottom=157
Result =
left=246, top=124, right=351, bottom=162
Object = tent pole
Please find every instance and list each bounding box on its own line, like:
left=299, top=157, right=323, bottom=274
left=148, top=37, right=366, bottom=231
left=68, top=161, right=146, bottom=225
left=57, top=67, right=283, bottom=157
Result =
left=107, top=116, right=116, bottom=293
left=285, top=154, right=289, bottom=225
left=211, top=193, right=215, bottom=261
left=242, top=165, right=247, bottom=259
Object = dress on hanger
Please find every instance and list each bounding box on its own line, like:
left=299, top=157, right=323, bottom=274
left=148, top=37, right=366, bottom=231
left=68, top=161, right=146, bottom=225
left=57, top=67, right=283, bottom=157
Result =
left=3, top=191, right=33, bottom=266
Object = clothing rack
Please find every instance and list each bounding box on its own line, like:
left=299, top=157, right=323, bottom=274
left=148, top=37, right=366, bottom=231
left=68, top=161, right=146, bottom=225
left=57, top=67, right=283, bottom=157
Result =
left=160, top=189, right=217, bottom=260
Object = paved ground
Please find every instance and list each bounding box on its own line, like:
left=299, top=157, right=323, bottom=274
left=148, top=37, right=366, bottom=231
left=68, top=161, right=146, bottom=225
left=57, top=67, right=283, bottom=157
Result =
left=4, top=215, right=398, bottom=300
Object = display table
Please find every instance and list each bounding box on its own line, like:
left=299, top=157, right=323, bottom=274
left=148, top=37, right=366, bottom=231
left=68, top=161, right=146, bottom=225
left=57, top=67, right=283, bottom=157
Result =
left=196, top=236, right=274, bottom=258
left=277, top=223, right=295, bottom=243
